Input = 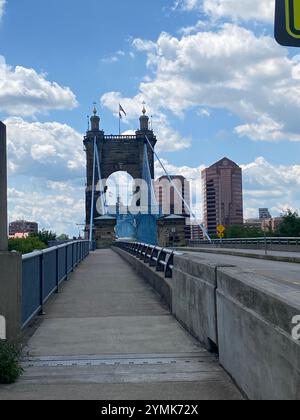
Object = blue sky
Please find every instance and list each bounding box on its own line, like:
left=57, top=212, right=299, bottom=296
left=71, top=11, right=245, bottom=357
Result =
left=1, top=0, right=300, bottom=236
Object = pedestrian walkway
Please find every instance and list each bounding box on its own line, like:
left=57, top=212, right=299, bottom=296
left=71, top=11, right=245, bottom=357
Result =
left=0, top=250, right=242, bottom=400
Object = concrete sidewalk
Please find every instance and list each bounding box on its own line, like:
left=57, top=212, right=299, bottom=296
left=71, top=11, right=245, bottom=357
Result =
left=0, top=249, right=242, bottom=400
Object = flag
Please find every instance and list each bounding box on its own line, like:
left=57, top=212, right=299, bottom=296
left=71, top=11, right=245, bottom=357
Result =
left=119, top=104, right=127, bottom=117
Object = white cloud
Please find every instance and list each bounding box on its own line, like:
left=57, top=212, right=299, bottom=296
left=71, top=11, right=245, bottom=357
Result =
left=101, top=50, right=126, bottom=64
left=101, top=91, right=191, bottom=151
left=108, top=23, right=300, bottom=144
left=132, top=39, right=157, bottom=52
left=4, top=116, right=87, bottom=235
left=0, top=0, right=5, bottom=20
left=0, top=55, right=78, bottom=116
left=5, top=117, right=84, bottom=180
left=8, top=185, right=85, bottom=237
left=203, top=0, right=274, bottom=23
left=173, top=0, right=202, bottom=12
left=197, top=108, right=211, bottom=118
left=174, top=0, right=274, bottom=23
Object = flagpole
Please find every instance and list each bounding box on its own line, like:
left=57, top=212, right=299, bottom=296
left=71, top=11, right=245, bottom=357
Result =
left=118, top=104, right=126, bottom=136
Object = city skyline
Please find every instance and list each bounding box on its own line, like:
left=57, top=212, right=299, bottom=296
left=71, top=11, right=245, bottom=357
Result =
left=0, top=0, right=300, bottom=236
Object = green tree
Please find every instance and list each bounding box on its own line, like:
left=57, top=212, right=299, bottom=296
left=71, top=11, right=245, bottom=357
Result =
left=276, top=210, right=300, bottom=237
left=8, top=236, right=46, bottom=254
left=57, top=234, right=69, bottom=241
left=225, top=225, right=264, bottom=239
left=36, top=230, right=57, bottom=245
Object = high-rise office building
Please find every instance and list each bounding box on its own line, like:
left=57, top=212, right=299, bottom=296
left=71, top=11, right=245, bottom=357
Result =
left=202, top=157, right=244, bottom=236
left=155, top=175, right=190, bottom=217
left=259, top=208, right=271, bottom=220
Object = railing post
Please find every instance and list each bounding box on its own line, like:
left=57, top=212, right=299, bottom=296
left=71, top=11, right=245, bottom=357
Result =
left=139, top=245, right=146, bottom=260
left=156, top=249, right=165, bottom=272
left=149, top=247, right=157, bottom=267
left=144, top=246, right=151, bottom=263
left=39, top=253, right=45, bottom=316
left=134, top=243, right=139, bottom=256
left=55, top=247, right=59, bottom=293
left=71, top=243, right=74, bottom=272
left=65, top=244, right=68, bottom=280
left=165, top=252, right=174, bottom=278
left=136, top=243, right=141, bottom=257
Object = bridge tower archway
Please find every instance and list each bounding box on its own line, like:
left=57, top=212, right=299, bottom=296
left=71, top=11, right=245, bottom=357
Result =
left=84, top=106, right=157, bottom=244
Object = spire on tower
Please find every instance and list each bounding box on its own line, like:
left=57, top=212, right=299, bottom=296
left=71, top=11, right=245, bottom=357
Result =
left=93, top=102, right=97, bottom=116
left=139, top=101, right=150, bottom=131
left=142, top=101, right=146, bottom=115
left=90, top=102, right=100, bottom=132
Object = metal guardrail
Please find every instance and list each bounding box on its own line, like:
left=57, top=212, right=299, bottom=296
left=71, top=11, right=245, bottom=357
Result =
left=21, top=240, right=90, bottom=329
left=189, top=237, right=300, bottom=246
left=114, top=241, right=182, bottom=279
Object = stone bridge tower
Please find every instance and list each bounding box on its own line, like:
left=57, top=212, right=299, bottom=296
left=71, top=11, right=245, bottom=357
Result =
left=84, top=106, right=157, bottom=245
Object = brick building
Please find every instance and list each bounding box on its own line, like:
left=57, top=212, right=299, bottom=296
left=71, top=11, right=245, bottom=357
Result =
left=202, top=157, right=244, bottom=236
left=9, top=220, right=38, bottom=236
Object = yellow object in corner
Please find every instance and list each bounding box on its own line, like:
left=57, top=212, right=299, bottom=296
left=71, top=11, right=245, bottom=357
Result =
left=286, top=0, right=300, bottom=38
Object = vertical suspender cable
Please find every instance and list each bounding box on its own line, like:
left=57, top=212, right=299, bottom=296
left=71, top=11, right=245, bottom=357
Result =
left=143, top=142, right=159, bottom=214
left=145, top=135, right=212, bottom=242
left=95, top=145, right=107, bottom=215
left=89, top=137, right=97, bottom=244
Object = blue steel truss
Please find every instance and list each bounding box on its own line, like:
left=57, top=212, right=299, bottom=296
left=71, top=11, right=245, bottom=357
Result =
left=89, top=138, right=159, bottom=245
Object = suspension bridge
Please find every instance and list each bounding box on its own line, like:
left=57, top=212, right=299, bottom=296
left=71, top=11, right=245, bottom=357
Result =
left=85, top=105, right=209, bottom=248
left=0, top=116, right=300, bottom=400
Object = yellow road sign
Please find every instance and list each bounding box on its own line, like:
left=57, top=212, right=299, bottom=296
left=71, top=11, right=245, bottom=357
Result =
left=217, top=224, right=225, bottom=234
left=275, top=0, right=300, bottom=46
left=217, top=233, right=224, bottom=239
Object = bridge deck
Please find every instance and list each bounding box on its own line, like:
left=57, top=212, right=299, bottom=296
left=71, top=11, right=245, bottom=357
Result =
left=0, top=249, right=242, bottom=400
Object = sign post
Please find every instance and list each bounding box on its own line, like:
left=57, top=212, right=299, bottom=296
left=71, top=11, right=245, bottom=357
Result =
left=275, top=0, right=300, bottom=47
left=217, top=224, right=226, bottom=244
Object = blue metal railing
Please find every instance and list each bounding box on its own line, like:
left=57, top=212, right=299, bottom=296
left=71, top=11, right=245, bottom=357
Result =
left=114, top=241, right=182, bottom=279
left=21, top=240, right=90, bottom=329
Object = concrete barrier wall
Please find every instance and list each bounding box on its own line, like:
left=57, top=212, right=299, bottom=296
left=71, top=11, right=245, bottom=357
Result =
left=113, top=246, right=300, bottom=400
left=172, top=255, right=219, bottom=350
left=217, top=267, right=300, bottom=400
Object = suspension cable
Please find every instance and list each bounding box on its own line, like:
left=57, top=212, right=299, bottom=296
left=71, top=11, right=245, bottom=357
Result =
left=89, top=137, right=97, bottom=243
left=143, top=142, right=159, bottom=214
left=95, top=144, right=107, bottom=215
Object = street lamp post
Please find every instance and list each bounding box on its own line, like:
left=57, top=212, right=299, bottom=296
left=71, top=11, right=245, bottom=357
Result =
left=263, top=218, right=268, bottom=256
